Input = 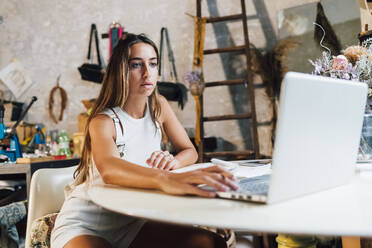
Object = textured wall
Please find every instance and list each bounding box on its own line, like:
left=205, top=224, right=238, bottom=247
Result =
left=0, top=0, right=196, bottom=132
left=0, top=0, right=324, bottom=157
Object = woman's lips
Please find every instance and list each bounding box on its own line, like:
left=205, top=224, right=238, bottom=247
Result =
left=141, top=82, right=153, bottom=89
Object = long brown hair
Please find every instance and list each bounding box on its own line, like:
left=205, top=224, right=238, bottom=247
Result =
left=74, top=33, right=162, bottom=185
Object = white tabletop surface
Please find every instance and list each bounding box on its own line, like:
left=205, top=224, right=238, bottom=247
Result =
left=88, top=165, right=372, bottom=237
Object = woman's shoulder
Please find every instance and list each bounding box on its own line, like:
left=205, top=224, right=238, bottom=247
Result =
left=89, top=114, right=115, bottom=131
left=157, top=94, right=167, bottom=106
left=92, top=113, right=112, bottom=121
left=157, top=95, right=175, bottom=123
left=100, top=107, right=120, bottom=117
left=158, top=95, right=173, bottom=111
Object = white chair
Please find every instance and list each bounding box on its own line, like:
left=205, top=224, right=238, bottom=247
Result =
left=25, top=166, right=77, bottom=248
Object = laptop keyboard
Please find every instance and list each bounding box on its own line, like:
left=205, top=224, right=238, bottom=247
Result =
left=236, top=174, right=270, bottom=195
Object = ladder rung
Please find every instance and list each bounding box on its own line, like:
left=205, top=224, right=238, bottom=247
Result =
left=204, top=150, right=255, bottom=159
left=204, top=45, right=245, bottom=55
left=206, top=14, right=259, bottom=23
left=203, top=113, right=252, bottom=122
left=206, top=14, right=243, bottom=23
left=205, top=79, right=246, bottom=87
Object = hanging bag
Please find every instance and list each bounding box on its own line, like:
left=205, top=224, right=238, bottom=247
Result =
left=158, top=27, right=188, bottom=109
left=109, top=22, right=124, bottom=58
left=78, top=24, right=105, bottom=84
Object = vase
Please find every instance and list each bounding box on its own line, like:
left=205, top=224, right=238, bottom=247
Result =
left=359, top=111, right=372, bottom=160
left=189, top=81, right=205, bottom=96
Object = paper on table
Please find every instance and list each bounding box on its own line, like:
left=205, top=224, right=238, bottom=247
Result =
left=172, top=162, right=271, bottom=179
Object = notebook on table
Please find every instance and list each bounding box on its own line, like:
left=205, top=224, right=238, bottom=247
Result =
left=211, top=72, right=367, bottom=204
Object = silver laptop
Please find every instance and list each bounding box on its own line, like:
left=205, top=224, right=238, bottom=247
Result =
left=216, top=72, right=367, bottom=204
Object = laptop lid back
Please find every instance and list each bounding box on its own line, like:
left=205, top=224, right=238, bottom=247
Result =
left=267, top=72, right=367, bottom=204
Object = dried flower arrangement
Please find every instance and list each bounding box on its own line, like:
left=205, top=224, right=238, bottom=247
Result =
left=310, top=2, right=372, bottom=100
left=309, top=44, right=372, bottom=97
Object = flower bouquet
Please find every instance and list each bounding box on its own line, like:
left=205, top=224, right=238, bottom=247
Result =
left=309, top=45, right=372, bottom=101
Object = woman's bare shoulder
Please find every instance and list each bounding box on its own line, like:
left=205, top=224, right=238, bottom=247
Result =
left=91, top=113, right=112, bottom=123
left=157, top=95, right=172, bottom=121
left=159, top=95, right=174, bottom=112
left=158, top=94, right=168, bottom=105
left=89, top=114, right=115, bottom=135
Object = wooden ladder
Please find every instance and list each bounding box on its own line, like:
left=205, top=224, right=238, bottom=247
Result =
left=196, top=0, right=259, bottom=162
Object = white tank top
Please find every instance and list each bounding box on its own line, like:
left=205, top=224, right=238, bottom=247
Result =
left=101, top=105, right=162, bottom=166
left=68, top=104, right=162, bottom=200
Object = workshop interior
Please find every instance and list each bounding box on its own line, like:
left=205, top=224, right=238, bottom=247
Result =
left=0, top=0, right=371, bottom=247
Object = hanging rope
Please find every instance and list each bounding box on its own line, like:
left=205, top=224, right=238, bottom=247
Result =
left=48, top=75, right=68, bottom=124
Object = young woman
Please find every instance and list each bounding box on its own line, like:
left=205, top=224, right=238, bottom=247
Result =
left=51, top=33, right=238, bottom=248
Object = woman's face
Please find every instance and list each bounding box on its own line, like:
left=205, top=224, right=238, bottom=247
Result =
left=127, top=42, right=158, bottom=97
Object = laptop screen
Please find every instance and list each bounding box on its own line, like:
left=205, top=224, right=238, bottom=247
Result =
left=267, top=72, right=367, bottom=203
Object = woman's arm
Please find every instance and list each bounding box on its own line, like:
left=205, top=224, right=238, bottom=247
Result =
left=90, top=113, right=238, bottom=197
left=147, top=96, right=198, bottom=170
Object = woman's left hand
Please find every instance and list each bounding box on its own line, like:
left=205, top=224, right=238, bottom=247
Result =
left=146, top=151, right=179, bottom=171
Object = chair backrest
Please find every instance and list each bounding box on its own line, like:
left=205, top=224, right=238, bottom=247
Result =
left=25, top=166, right=77, bottom=248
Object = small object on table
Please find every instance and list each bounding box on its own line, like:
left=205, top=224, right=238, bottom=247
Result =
left=0, top=154, right=9, bottom=163
left=53, top=155, right=67, bottom=160
left=238, top=159, right=272, bottom=167
left=210, top=158, right=238, bottom=172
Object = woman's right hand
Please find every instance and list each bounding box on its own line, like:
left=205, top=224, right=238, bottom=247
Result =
left=156, top=165, right=239, bottom=198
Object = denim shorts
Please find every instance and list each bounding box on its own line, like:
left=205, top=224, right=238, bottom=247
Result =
left=51, top=197, right=145, bottom=248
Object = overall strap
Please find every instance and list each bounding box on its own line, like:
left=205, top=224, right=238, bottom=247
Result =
left=109, top=107, right=124, bottom=138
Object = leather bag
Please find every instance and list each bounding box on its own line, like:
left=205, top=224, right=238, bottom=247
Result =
left=158, top=27, right=187, bottom=109
left=78, top=24, right=105, bottom=84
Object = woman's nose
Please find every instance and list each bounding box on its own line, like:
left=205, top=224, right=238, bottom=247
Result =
left=142, top=64, right=150, bottom=78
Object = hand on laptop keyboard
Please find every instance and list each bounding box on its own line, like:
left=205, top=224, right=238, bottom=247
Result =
left=159, top=165, right=239, bottom=198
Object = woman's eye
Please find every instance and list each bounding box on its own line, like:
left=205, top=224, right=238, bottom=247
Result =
left=129, top=61, right=157, bottom=69
left=150, top=62, right=158, bottom=68
left=130, top=63, right=142, bottom=69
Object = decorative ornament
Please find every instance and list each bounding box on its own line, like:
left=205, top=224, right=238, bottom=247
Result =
left=48, top=75, right=68, bottom=124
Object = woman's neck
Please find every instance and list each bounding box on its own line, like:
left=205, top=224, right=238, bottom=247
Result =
left=123, top=96, right=147, bottom=119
